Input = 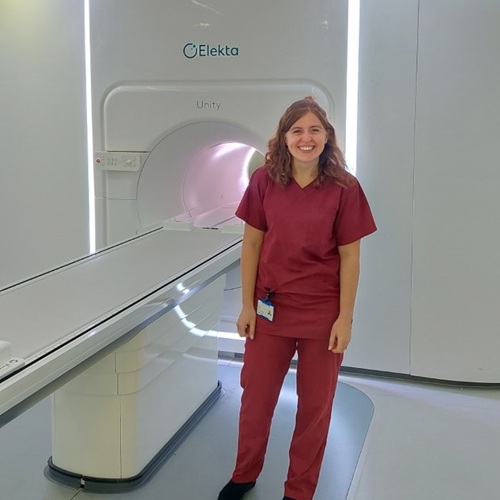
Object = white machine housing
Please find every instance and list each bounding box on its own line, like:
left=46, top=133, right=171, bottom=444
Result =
left=95, top=83, right=334, bottom=243
left=90, top=0, right=348, bottom=243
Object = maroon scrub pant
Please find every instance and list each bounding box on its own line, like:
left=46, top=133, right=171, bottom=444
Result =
left=231, top=333, right=343, bottom=500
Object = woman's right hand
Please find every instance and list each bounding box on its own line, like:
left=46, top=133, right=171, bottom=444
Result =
left=236, top=305, right=257, bottom=340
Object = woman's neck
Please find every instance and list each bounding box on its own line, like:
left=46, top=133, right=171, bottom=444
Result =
left=292, top=162, right=318, bottom=187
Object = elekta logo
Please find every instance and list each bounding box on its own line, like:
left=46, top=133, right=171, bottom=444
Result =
left=183, top=42, right=239, bottom=59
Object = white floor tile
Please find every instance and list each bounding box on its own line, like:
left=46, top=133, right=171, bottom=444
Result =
left=343, top=375, right=500, bottom=500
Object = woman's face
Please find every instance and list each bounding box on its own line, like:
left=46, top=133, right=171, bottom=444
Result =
left=284, top=111, right=328, bottom=167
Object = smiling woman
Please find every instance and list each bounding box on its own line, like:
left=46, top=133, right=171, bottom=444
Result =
left=218, top=97, right=376, bottom=500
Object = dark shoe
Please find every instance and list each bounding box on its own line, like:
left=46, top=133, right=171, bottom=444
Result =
left=283, top=497, right=296, bottom=500
left=218, top=480, right=256, bottom=499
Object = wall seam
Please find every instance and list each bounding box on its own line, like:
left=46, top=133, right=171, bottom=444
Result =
left=409, top=0, right=421, bottom=377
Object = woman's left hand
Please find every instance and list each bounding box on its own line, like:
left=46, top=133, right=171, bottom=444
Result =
left=328, top=316, right=352, bottom=353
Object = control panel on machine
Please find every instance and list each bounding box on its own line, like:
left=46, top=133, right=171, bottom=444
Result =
left=94, top=151, right=148, bottom=172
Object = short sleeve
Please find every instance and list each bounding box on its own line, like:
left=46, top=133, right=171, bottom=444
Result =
left=334, top=179, right=377, bottom=245
left=235, top=167, right=268, bottom=231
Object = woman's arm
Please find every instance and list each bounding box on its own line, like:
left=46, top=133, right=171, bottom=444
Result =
left=236, top=223, right=265, bottom=339
left=328, top=239, right=361, bottom=353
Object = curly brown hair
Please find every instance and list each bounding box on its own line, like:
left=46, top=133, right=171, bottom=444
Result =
left=264, top=96, right=350, bottom=187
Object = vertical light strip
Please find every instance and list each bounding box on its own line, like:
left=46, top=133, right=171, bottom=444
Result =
left=84, top=0, right=96, bottom=253
left=346, top=0, right=360, bottom=174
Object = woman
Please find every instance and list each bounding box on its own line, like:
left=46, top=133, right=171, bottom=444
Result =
left=218, top=97, right=376, bottom=500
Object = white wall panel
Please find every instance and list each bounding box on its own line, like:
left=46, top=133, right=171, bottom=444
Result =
left=411, top=0, right=500, bottom=382
left=344, top=0, right=418, bottom=374
left=0, top=1, right=88, bottom=287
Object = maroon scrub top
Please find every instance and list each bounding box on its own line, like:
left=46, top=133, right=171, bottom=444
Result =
left=236, top=166, right=377, bottom=340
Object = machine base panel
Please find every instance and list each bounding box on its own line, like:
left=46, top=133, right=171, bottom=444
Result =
left=44, top=381, right=223, bottom=492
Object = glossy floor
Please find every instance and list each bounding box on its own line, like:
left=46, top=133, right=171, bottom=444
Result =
left=1, top=359, right=500, bottom=500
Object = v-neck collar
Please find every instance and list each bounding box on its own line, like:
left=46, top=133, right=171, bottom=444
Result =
left=292, top=176, right=317, bottom=190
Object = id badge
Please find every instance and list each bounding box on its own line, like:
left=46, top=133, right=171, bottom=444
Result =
left=257, top=298, right=275, bottom=322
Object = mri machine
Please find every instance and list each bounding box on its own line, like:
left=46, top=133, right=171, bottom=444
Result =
left=0, top=0, right=349, bottom=491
